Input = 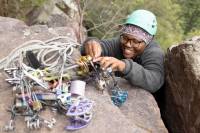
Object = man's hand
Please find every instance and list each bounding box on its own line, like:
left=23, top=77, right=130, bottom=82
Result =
left=84, top=39, right=102, bottom=58
left=93, top=57, right=125, bottom=72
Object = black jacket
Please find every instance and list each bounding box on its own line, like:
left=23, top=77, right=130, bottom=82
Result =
left=81, top=37, right=164, bottom=93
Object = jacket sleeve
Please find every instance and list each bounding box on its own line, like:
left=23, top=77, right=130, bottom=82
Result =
left=122, top=47, right=165, bottom=93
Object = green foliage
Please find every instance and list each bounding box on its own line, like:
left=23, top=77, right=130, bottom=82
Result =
left=82, top=0, right=184, bottom=51
left=185, top=29, right=200, bottom=39
left=173, top=0, right=200, bottom=35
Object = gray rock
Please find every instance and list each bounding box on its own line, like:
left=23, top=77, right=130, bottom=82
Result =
left=25, top=0, right=86, bottom=43
left=0, top=16, right=77, bottom=60
left=0, top=17, right=167, bottom=133
left=164, top=36, right=200, bottom=133
left=26, top=0, right=77, bottom=26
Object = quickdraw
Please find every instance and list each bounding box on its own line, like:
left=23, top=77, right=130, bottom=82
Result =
left=2, top=37, right=127, bottom=132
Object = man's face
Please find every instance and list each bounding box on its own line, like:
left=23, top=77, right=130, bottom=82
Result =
left=120, top=33, right=146, bottom=59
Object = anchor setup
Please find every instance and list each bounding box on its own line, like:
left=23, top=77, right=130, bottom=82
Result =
left=0, top=36, right=128, bottom=131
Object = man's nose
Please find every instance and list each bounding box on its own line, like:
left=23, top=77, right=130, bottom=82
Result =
left=124, top=41, right=132, bottom=48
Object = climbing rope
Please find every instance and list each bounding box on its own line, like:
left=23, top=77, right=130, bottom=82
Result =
left=0, top=36, right=81, bottom=70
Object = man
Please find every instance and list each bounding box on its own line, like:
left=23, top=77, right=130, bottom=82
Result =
left=81, top=9, right=164, bottom=93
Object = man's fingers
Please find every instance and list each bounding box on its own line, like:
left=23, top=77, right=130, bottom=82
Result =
left=88, top=44, right=94, bottom=57
left=99, top=57, right=110, bottom=66
left=92, top=57, right=121, bottom=71
left=93, top=57, right=108, bottom=67
left=85, top=44, right=92, bottom=56
left=94, top=57, right=113, bottom=70
left=103, top=61, right=112, bottom=70
left=111, top=63, right=118, bottom=71
left=95, top=45, right=101, bottom=58
left=91, top=43, right=97, bottom=57
left=91, top=44, right=98, bottom=58
left=93, top=57, right=102, bottom=62
left=85, top=40, right=101, bottom=58
left=102, top=58, right=115, bottom=69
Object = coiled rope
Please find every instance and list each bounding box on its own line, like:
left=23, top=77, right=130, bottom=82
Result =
left=0, top=36, right=81, bottom=71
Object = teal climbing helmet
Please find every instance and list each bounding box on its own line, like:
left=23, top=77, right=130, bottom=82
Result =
left=125, top=9, right=157, bottom=35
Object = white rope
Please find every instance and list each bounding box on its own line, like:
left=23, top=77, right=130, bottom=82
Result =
left=0, top=36, right=81, bottom=70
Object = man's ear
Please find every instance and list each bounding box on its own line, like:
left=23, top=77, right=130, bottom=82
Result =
left=139, top=42, right=147, bottom=52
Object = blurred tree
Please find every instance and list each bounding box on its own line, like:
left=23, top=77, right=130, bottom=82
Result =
left=82, top=0, right=184, bottom=50
left=174, top=0, right=200, bottom=35
left=186, top=29, right=200, bottom=39
left=81, top=0, right=139, bottom=39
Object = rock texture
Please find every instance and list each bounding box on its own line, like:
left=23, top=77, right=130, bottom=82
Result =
left=0, top=17, right=167, bottom=133
left=25, top=0, right=86, bottom=43
left=164, top=36, right=200, bottom=133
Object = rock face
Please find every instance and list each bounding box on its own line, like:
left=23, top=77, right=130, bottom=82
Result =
left=25, top=0, right=86, bottom=43
left=25, top=0, right=78, bottom=26
left=164, top=36, right=200, bottom=133
left=0, top=17, right=167, bottom=133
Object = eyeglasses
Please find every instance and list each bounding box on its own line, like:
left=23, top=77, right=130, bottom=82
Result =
left=120, top=35, right=143, bottom=48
